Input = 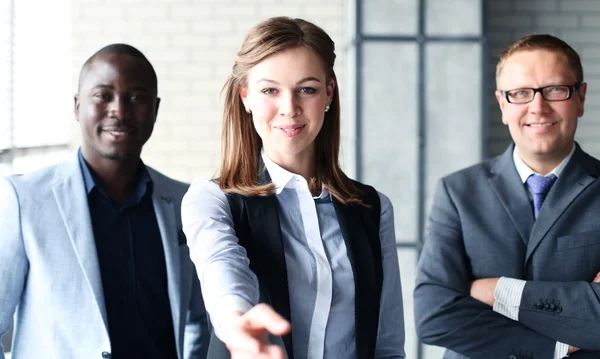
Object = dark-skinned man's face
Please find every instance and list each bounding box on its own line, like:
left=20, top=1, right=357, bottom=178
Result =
left=75, top=53, right=160, bottom=163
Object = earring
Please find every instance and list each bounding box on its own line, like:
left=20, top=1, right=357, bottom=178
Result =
left=324, top=105, right=330, bottom=112
left=245, top=107, right=252, bottom=114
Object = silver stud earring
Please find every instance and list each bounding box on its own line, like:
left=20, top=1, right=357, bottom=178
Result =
left=324, top=105, right=330, bottom=112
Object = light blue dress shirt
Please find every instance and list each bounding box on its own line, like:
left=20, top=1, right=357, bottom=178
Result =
left=182, top=153, right=406, bottom=358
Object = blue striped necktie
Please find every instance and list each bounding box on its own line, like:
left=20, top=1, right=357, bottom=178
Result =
left=526, top=174, right=557, bottom=219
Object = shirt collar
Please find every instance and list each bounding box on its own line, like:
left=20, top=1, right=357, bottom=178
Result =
left=78, top=149, right=97, bottom=194
left=260, top=150, right=329, bottom=199
left=77, top=148, right=153, bottom=204
left=512, top=144, right=576, bottom=183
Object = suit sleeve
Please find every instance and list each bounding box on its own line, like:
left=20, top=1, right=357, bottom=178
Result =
left=183, top=263, right=210, bottom=359
left=0, top=177, right=29, bottom=357
left=516, top=280, right=600, bottom=350
left=413, top=178, right=557, bottom=358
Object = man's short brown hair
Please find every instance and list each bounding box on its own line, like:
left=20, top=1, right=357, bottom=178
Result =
left=496, top=34, right=583, bottom=87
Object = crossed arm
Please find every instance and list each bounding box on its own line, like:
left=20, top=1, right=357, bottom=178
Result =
left=471, top=272, right=600, bottom=356
left=414, top=178, right=600, bottom=358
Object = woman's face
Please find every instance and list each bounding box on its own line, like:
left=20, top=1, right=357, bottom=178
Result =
left=240, top=46, right=335, bottom=166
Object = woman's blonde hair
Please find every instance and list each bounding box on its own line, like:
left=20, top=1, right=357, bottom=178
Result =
left=218, top=16, right=363, bottom=205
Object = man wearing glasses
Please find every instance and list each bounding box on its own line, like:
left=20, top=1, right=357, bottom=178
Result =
left=415, top=34, right=600, bottom=358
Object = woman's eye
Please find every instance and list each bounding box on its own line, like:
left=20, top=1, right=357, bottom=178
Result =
left=299, top=87, right=316, bottom=94
left=261, top=88, right=277, bottom=95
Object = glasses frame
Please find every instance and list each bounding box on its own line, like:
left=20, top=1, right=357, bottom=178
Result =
left=500, top=82, right=583, bottom=104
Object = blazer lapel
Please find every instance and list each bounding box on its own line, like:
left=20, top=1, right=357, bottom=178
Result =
left=487, top=146, right=535, bottom=245
left=526, top=145, right=599, bottom=261
left=151, top=179, right=183, bottom=351
left=244, top=194, right=294, bottom=358
left=52, top=154, right=108, bottom=332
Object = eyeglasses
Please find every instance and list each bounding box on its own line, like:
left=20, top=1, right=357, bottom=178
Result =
left=500, top=83, right=582, bottom=104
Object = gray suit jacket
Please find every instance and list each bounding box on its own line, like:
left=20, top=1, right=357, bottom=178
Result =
left=414, top=144, right=600, bottom=359
left=0, top=152, right=209, bottom=359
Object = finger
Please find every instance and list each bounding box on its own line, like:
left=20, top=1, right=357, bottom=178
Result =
left=226, top=327, right=268, bottom=353
left=225, top=304, right=291, bottom=354
left=265, top=344, right=286, bottom=359
left=245, top=304, right=291, bottom=335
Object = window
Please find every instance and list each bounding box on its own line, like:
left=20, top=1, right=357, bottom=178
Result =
left=1, top=0, right=72, bottom=177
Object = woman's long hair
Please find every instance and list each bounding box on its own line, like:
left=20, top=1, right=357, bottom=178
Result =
left=218, top=17, right=364, bottom=205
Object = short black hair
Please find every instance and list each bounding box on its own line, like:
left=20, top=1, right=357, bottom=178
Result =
left=78, top=43, right=158, bottom=92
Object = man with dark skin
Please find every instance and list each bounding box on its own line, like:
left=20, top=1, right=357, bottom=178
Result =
left=76, top=48, right=159, bottom=202
left=0, top=44, right=209, bottom=359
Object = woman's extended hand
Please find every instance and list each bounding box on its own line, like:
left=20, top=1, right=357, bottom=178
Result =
left=224, top=304, right=291, bottom=359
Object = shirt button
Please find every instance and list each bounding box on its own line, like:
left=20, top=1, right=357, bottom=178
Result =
left=101, top=352, right=111, bottom=359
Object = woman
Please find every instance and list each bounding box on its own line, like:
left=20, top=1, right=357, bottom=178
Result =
left=182, top=17, right=405, bottom=359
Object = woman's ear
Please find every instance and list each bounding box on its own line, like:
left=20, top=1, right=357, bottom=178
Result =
left=240, top=86, right=250, bottom=112
left=326, top=78, right=336, bottom=103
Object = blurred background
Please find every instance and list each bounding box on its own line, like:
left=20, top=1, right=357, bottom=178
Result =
left=2, top=0, right=600, bottom=358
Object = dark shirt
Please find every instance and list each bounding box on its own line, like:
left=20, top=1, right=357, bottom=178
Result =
left=78, top=150, right=177, bottom=359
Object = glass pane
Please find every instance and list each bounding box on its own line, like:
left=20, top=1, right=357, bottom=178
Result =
left=425, top=43, right=482, bottom=212
left=397, top=248, right=419, bottom=359
left=0, top=0, right=11, bottom=151
left=363, top=0, right=418, bottom=36
left=426, top=0, right=482, bottom=36
left=361, top=43, right=418, bottom=242
left=13, top=0, right=72, bottom=148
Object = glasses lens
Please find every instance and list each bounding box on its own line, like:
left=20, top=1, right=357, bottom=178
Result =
left=542, top=86, right=570, bottom=100
left=507, top=89, right=533, bottom=104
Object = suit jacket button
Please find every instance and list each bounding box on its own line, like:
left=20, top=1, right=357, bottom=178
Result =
left=556, top=306, right=562, bottom=313
left=549, top=304, right=556, bottom=311
left=508, top=355, right=517, bottom=359
left=544, top=303, right=551, bottom=310
left=535, top=301, right=544, bottom=309
left=101, top=352, right=111, bottom=359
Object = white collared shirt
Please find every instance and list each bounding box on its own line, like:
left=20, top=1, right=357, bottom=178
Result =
left=513, top=144, right=575, bottom=185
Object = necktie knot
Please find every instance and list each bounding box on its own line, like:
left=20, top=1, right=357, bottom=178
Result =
left=526, top=174, right=557, bottom=218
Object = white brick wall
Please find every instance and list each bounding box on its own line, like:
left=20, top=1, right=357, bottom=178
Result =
left=72, top=0, right=345, bottom=182
left=487, top=0, right=600, bottom=158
